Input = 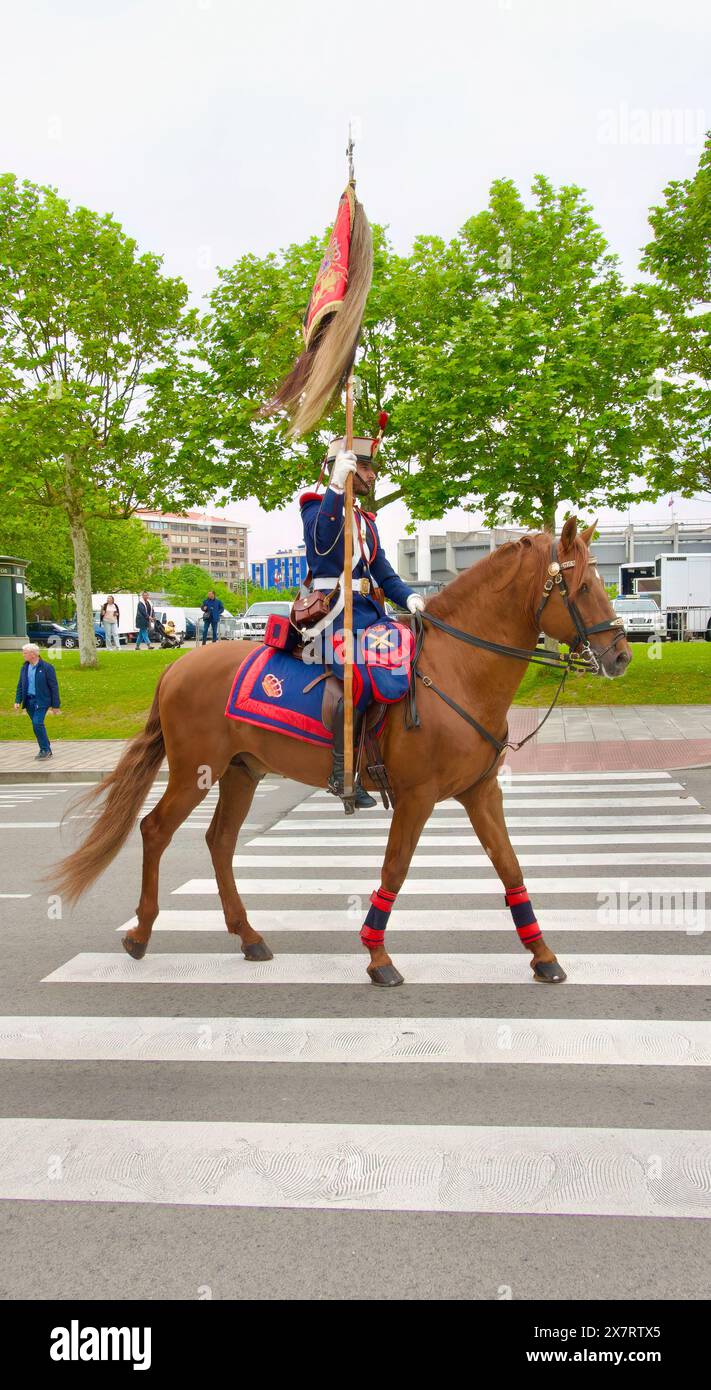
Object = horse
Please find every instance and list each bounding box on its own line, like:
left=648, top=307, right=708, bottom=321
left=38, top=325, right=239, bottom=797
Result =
left=53, top=516, right=631, bottom=985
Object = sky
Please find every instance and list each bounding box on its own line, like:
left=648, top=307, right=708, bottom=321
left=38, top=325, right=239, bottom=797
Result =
left=1, top=0, right=708, bottom=562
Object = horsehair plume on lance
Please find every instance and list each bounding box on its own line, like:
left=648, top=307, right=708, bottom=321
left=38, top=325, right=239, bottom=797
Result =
left=372, top=409, right=389, bottom=455
left=262, top=189, right=374, bottom=438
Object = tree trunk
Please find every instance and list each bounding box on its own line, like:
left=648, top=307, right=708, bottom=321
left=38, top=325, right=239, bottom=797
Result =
left=69, top=512, right=98, bottom=669
left=539, top=490, right=559, bottom=652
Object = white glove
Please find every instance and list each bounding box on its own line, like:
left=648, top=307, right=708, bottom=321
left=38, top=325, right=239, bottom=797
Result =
left=330, top=450, right=357, bottom=492
left=407, top=593, right=425, bottom=613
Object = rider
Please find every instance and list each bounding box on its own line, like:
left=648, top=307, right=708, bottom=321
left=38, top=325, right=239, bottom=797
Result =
left=300, top=434, right=425, bottom=809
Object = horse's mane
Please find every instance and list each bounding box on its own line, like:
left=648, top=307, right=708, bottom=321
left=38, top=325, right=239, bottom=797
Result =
left=425, top=531, right=591, bottom=624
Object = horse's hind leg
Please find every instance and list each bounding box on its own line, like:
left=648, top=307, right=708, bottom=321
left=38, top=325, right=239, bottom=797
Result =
left=206, top=759, right=273, bottom=962
left=456, top=775, right=566, bottom=983
left=122, top=771, right=211, bottom=961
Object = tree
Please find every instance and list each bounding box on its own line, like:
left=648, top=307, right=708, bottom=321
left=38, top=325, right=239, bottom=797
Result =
left=0, top=508, right=167, bottom=617
left=389, top=177, right=667, bottom=531
left=166, top=562, right=294, bottom=615
left=203, top=179, right=668, bottom=532
left=641, top=133, right=710, bottom=497
left=0, top=176, right=216, bottom=667
left=199, top=224, right=412, bottom=513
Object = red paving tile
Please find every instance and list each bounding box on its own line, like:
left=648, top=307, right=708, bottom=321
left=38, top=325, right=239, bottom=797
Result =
left=503, top=736, right=711, bottom=774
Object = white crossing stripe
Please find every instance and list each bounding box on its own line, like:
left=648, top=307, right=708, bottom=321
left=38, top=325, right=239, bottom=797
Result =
left=306, top=783, right=687, bottom=797
left=289, top=796, right=699, bottom=811
left=252, top=832, right=711, bottom=847
left=0, top=1117, right=709, bottom=1216
left=263, top=815, right=711, bottom=830
left=42, top=953, right=711, bottom=986
left=117, top=908, right=711, bottom=933
left=0, top=823, right=62, bottom=829
left=2, top=1015, right=711, bottom=1066
left=173, top=875, right=711, bottom=897
left=232, top=851, right=711, bottom=868
left=496, top=771, right=674, bottom=781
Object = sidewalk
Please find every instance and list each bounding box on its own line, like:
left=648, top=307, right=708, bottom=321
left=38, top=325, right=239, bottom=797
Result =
left=505, top=705, right=711, bottom=773
left=1, top=706, right=711, bottom=780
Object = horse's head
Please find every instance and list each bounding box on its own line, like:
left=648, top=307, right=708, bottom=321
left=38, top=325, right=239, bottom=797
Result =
left=535, top=518, right=632, bottom=678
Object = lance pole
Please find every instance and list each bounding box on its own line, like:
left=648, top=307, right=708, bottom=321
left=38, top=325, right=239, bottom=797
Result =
left=342, top=370, right=355, bottom=809
left=342, top=123, right=357, bottom=811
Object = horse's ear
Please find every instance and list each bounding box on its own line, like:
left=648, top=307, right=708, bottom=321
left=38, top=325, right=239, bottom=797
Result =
left=560, top=516, right=578, bottom=551
left=579, top=520, right=597, bottom=547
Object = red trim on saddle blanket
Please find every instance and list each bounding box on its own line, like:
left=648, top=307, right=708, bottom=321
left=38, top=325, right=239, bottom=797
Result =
left=225, top=646, right=332, bottom=742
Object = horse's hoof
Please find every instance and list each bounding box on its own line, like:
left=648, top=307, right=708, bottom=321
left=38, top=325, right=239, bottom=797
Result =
left=368, top=963, right=404, bottom=987
left=122, top=935, right=148, bottom=961
left=243, top=939, right=273, bottom=962
left=533, top=959, right=567, bottom=983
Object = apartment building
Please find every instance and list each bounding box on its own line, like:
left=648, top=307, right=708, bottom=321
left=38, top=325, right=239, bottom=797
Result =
left=250, top=546, right=308, bottom=590
left=137, top=510, right=249, bottom=587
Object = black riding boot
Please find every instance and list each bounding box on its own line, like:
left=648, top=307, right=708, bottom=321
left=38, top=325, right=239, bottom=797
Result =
left=327, top=698, right=377, bottom=810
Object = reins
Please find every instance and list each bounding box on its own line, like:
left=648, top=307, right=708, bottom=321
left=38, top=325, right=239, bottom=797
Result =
left=405, top=539, right=626, bottom=783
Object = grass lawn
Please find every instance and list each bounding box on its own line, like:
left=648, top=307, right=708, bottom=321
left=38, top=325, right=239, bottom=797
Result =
left=0, top=648, right=187, bottom=740
left=513, top=638, right=711, bottom=706
left=0, top=639, right=709, bottom=741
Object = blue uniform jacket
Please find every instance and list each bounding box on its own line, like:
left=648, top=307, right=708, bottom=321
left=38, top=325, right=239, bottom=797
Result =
left=300, top=486, right=415, bottom=634
left=16, top=659, right=61, bottom=710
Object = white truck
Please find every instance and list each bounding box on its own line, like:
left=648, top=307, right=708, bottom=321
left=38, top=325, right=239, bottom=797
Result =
left=657, top=555, right=711, bottom=640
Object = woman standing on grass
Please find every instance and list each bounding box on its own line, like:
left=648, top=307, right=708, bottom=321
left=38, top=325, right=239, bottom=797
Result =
left=100, top=596, right=121, bottom=651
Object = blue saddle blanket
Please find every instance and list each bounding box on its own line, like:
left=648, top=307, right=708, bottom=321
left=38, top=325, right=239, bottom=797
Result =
left=225, top=621, right=414, bottom=748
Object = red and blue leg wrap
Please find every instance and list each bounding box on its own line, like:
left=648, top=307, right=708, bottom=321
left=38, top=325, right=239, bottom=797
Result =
left=505, top=884, right=542, bottom=947
left=361, top=887, right=396, bottom=948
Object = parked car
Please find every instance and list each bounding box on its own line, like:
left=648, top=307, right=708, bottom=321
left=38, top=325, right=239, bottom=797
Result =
left=234, top=601, right=292, bottom=642
left=611, top=596, right=666, bottom=642
left=183, top=608, right=204, bottom=643
left=26, top=620, right=116, bottom=649
left=218, top=609, right=240, bottom=640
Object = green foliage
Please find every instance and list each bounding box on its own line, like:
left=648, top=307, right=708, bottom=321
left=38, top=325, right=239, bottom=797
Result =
left=389, top=177, right=666, bottom=530
left=166, top=561, right=295, bottom=614
left=195, top=224, right=411, bottom=512
left=641, top=133, right=710, bottom=499
left=0, top=507, right=167, bottom=617
left=203, top=178, right=670, bottom=531
left=0, top=175, right=217, bottom=663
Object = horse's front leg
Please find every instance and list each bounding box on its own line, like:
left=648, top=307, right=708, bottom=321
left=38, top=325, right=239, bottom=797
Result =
left=363, top=792, right=435, bottom=987
left=456, top=775, right=567, bottom=983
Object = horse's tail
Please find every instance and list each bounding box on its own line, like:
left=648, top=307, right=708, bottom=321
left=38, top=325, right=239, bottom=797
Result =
left=51, top=673, right=167, bottom=904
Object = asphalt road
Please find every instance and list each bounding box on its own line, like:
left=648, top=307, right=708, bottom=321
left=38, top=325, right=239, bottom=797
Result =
left=0, top=767, right=710, bottom=1301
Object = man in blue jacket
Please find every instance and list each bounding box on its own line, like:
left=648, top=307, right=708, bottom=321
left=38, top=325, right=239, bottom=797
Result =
left=300, top=436, right=424, bottom=809
left=201, top=591, right=224, bottom=644
left=14, top=643, right=61, bottom=760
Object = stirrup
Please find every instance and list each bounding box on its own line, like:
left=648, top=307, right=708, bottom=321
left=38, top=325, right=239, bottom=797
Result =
left=327, top=772, right=376, bottom=811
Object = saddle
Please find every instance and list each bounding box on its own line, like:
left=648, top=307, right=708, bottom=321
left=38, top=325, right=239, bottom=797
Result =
left=225, top=618, right=415, bottom=808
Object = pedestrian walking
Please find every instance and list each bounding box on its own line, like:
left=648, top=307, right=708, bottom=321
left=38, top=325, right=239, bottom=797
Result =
left=100, top=595, right=121, bottom=650
left=14, top=643, right=61, bottom=760
left=135, top=593, right=154, bottom=650
left=201, top=590, right=224, bottom=644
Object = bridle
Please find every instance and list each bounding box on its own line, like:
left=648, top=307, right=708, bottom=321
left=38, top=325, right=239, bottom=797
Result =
left=405, top=538, right=627, bottom=788
left=533, top=539, right=626, bottom=676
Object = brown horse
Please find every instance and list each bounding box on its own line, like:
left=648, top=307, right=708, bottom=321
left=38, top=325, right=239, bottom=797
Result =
left=54, top=517, right=631, bottom=984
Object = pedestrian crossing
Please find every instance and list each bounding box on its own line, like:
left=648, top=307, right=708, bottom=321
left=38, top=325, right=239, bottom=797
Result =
left=4, top=768, right=711, bottom=1239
